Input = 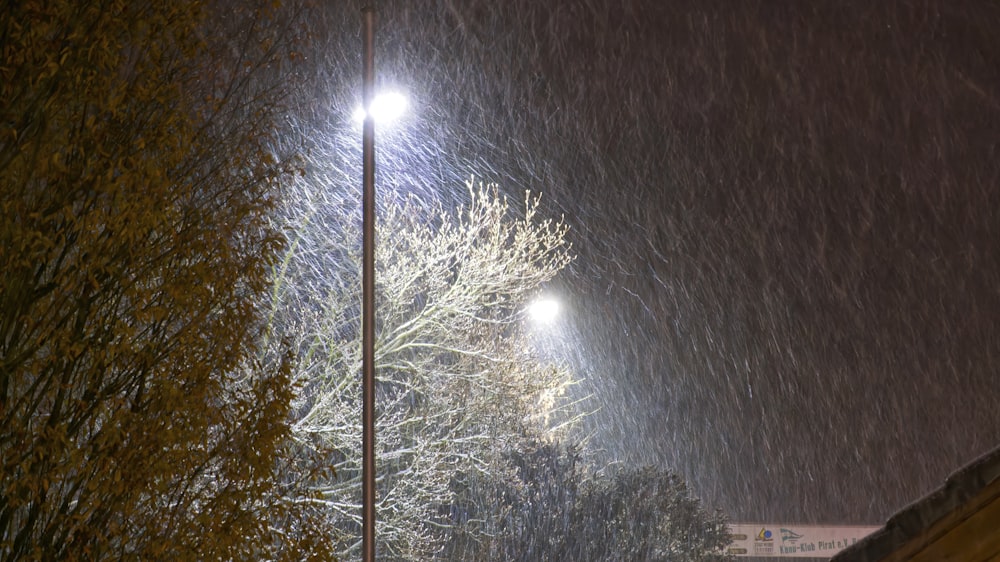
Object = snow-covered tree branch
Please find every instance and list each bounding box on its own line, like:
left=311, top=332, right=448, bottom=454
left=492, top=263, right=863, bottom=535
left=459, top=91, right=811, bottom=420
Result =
left=268, top=172, right=575, bottom=558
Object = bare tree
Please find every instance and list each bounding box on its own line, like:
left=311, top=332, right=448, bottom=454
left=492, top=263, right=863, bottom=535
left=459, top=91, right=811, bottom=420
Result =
left=269, top=172, right=575, bottom=559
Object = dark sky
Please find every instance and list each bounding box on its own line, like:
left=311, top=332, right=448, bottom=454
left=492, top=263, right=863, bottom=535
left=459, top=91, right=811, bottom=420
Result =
left=300, top=0, right=1000, bottom=524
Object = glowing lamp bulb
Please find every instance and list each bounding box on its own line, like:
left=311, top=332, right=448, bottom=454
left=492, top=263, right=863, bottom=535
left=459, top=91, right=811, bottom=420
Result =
left=353, top=92, right=408, bottom=123
left=528, top=298, right=560, bottom=324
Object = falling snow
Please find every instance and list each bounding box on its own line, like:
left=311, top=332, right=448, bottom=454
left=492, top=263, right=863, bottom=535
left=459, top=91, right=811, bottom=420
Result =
left=287, top=0, right=1000, bottom=526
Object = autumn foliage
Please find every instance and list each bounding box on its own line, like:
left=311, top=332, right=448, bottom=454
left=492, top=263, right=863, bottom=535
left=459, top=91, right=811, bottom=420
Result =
left=1, top=1, right=329, bottom=559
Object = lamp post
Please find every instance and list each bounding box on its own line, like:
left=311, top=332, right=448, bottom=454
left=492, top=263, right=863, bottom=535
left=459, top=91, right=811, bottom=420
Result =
left=361, top=6, right=376, bottom=562
left=360, top=10, right=409, bottom=560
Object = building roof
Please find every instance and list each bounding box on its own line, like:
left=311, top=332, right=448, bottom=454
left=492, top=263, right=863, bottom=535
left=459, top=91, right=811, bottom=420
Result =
left=831, top=446, right=1000, bottom=561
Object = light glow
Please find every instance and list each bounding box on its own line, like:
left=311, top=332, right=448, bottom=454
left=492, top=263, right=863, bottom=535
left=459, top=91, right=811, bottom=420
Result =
left=527, top=297, right=560, bottom=324
left=353, top=92, right=408, bottom=123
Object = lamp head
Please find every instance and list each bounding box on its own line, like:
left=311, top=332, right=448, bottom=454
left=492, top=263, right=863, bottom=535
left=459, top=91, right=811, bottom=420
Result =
left=354, top=92, right=408, bottom=123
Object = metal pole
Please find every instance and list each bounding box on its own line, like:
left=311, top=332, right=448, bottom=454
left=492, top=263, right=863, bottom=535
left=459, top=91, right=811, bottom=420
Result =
left=361, top=6, right=377, bottom=562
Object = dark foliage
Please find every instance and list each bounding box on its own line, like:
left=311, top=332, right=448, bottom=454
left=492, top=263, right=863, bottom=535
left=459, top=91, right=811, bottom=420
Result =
left=442, top=440, right=731, bottom=561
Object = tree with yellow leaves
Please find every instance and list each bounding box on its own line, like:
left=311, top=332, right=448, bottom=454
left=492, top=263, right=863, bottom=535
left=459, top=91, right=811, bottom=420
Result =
left=1, top=1, right=331, bottom=559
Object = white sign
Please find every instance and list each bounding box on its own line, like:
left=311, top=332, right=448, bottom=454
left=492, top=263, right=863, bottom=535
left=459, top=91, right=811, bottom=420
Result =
left=727, top=524, right=879, bottom=558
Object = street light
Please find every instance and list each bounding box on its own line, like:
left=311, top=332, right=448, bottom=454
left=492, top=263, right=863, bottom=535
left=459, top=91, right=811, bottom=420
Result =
left=361, top=9, right=409, bottom=560
left=353, top=92, right=408, bottom=124
left=527, top=296, right=561, bottom=324
left=361, top=7, right=376, bottom=562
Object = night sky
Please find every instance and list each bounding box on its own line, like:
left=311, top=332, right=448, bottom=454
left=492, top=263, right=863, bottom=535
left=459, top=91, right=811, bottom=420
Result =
left=297, top=0, right=1000, bottom=525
